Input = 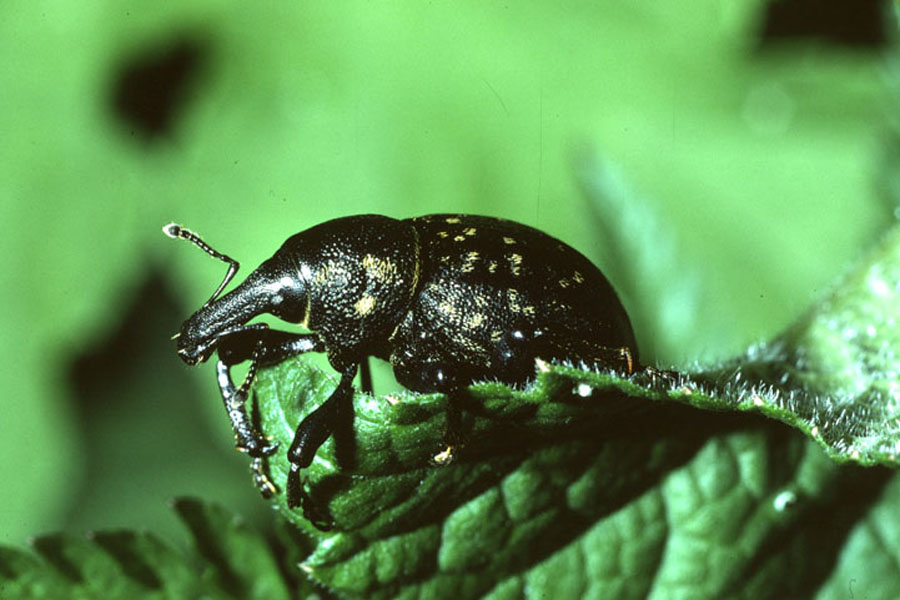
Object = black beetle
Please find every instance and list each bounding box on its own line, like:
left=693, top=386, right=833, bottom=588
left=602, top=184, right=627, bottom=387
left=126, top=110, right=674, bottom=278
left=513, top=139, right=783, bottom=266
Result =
left=166, top=214, right=638, bottom=522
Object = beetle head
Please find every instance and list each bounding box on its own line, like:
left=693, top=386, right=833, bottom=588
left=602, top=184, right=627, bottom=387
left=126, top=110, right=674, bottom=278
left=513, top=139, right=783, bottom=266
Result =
left=175, top=262, right=308, bottom=365
left=178, top=259, right=306, bottom=365
left=165, top=222, right=309, bottom=366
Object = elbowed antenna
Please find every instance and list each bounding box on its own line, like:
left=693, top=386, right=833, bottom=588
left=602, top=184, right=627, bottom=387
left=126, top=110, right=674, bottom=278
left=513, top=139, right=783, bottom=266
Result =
left=164, top=223, right=240, bottom=308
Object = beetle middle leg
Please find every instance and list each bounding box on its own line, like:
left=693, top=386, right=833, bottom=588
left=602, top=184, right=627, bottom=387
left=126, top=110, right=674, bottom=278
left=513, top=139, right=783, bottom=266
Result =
left=286, top=365, right=358, bottom=525
left=358, top=358, right=373, bottom=394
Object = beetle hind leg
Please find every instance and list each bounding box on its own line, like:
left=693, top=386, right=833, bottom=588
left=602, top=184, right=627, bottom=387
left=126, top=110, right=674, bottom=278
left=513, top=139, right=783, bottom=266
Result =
left=430, top=391, right=467, bottom=465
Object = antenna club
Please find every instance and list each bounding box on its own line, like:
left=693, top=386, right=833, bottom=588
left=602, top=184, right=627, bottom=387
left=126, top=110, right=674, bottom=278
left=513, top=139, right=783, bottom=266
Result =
left=163, top=223, right=182, bottom=238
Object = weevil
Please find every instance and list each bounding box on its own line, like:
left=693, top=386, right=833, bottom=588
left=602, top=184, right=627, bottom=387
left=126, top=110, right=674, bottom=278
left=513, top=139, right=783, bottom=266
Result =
left=165, top=214, right=638, bottom=525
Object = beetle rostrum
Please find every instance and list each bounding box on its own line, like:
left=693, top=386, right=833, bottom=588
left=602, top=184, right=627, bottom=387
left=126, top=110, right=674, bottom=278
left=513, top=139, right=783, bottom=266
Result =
left=166, top=214, right=638, bottom=526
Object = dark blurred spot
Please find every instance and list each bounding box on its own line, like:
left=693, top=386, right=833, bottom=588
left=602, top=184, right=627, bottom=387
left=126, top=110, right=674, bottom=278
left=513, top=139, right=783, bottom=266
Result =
left=65, top=267, right=202, bottom=524
left=758, top=0, right=890, bottom=49
left=63, top=266, right=272, bottom=539
left=110, top=36, right=208, bottom=141
left=69, top=268, right=184, bottom=405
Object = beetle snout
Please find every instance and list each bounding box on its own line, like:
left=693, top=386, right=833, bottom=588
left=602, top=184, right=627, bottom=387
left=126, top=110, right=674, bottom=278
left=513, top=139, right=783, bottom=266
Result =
left=176, top=341, right=207, bottom=365
left=175, top=319, right=216, bottom=366
left=176, top=346, right=202, bottom=365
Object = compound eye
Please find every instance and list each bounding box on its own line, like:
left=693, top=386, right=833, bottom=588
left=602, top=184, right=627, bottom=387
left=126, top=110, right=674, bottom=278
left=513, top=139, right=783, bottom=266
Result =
left=270, top=299, right=306, bottom=324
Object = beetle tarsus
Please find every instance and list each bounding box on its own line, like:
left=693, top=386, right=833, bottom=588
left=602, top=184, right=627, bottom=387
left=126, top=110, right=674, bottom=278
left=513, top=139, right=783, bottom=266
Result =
left=251, top=456, right=279, bottom=498
left=215, top=327, right=327, bottom=460
left=287, top=464, right=334, bottom=530
left=285, top=368, right=356, bottom=520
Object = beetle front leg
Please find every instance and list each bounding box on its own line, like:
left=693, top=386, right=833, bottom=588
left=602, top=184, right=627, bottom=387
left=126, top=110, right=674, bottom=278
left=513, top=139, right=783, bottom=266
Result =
left=216, top=360, right=281, bottom=457
left=250, top=456, right=278, bottom=499
left=215, top=327, right=326, bottom=457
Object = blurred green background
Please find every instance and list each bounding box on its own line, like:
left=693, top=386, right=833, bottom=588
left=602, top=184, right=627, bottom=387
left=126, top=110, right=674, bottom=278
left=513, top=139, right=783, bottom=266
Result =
left=1, top=0, right=896, bottom=550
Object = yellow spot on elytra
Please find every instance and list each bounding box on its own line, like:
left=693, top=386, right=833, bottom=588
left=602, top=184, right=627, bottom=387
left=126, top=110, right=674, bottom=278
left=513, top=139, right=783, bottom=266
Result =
left=490, top=329, right=503, bottom=342
left=522, top=305, right=536, bottom=316
left=462, top=227, right=477, bottom=236
left=354, top=294, right=377, bottom=315
left=488, top=261, right=498, bottom=273
left=619, top=347, right=634, bottom=374
left=507, top=289, right=522, bottom=312
left=503, top=237, right=517, bottom=245
left=438, top=231, right=449, bottom=238
left=466, top=313, right=485, bottom=328
left=461, top=251, right=480, bottom=273
left=453, top=235, right=466, bottom=242
left=445, top=217, right=461, bottom=224
left=557, top=272, right=583, bottom=288
left=507, top=253, right=523, bottom=276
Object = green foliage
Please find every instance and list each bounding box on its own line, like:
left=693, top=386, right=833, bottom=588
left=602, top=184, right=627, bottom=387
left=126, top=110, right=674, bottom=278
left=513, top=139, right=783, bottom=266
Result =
left=243, top=220, right=900, bottom=598
left=0, top=500, right=320, bottom=600
left=704, top=225, right=900, bottom=467
left=1, top=1, right=898, bottom=598
left=0, top=0, right=890, bottom=545
left=11, top=214, right=900, bottom=597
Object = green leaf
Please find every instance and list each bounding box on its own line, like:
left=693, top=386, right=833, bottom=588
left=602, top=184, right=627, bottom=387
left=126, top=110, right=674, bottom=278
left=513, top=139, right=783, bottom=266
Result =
left=1, top=531, right=199, bottom=600
left=0, top=500, right=313, bottom=600
left=172, top=498, right=293, bottom=600
left=250, top=224, right=900, bottom=598
left=701, top=225, right=900, bottom=467
left=0, top=544, right=68, bottom=599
